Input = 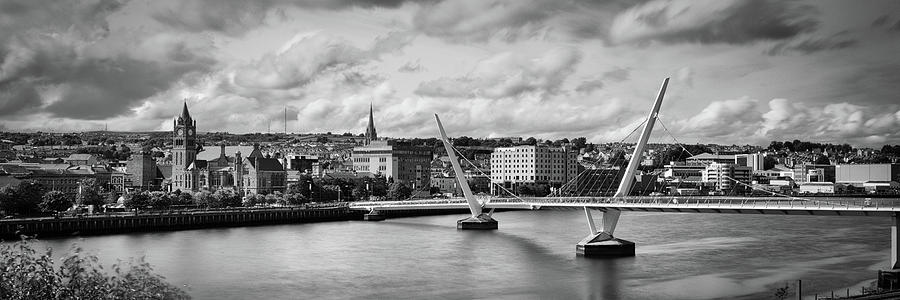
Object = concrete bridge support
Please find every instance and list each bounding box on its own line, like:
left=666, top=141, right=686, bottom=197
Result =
left=878, top=213, right=900, bottom=290
left=363, top=209, right=386, bottom=221
left=435, top=114, right=498, bottom=230
left=577, top=78, right=668, bottom=257
left=577, top=209, right=634, bottom=256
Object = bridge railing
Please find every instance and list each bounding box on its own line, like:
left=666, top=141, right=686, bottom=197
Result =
left=349, top=196, right=900, bottom=211
left=520, top=196, right=900, bottom=210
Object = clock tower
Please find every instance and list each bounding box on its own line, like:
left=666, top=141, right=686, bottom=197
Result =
left=172, top=101, right=197, bottom=191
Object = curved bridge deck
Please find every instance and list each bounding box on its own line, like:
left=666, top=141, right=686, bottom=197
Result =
left=350, top=196, right=900, bottom=217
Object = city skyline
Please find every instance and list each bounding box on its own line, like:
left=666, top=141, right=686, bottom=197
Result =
left=1, top=0, right=899, bottom=146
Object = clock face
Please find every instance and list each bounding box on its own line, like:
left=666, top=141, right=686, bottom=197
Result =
left=188, top=129, right=194, bottom=135
left=176, top=128, right=183, bottom=135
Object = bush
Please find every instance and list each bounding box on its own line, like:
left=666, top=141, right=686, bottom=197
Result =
left=0, top=241, right=189, bottom=299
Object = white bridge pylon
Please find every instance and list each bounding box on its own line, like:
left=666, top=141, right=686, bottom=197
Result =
left=584, top=78, right=669, bottom=240
left=434, top=114, right=483, bottom=217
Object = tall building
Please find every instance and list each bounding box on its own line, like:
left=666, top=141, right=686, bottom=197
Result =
left=735, top=153, right=765, bottom=172
left=365, top=103, right=377, bottom=145
left=171, top=102, right=198, bottom=191
left=126, top=151, right=157, bottom=190
left=490, top=145, right=578, bottom=194
left=352, top=140, right=432, bottom=189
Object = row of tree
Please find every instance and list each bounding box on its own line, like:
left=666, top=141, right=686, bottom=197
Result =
left=768, top=140, right=853, bottom=153
left=0, top=175, right=420, bottom=217
left=0, top=179, right=114, bottom=216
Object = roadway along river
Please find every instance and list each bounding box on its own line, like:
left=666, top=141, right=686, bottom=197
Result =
left=29, top=210, right=891, bottom=299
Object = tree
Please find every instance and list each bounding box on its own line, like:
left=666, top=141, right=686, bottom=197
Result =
left=212, top=189, right=242, bottom=208
left=0, top=241, right=189, bottom=299
left=524, top=137, right=537, bottom=145
left=171, top=192, right=192, bottom=206
left=516, top=185, right=534, bottom=196
left=76, top=179, right=104, bottom=208
left=773, top=283, right=790, bottom=300
left=193, top=191, right=213, bottom=208
left=0, top=181, right=46, bottom=216
left=572, top=137, right=587, bottom=150
left=148, top=191, right=171, bottom=209
left=123, top=192, right=151, bottom=209
left=387, top=182, right=412, bottom=200
left=265, top=192, right=281, bottom=205
left=452, top=136, right=475, bottom=147
left=40, top=191, right=73, bottom=213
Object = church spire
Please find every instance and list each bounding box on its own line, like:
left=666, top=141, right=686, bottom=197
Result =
left=181, top=101, right=192, bottom=122
left=365, top=102, right=377, bottom=144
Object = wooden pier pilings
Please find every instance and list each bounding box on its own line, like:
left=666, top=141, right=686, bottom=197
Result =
left=0, top=207, right=363, bottom=239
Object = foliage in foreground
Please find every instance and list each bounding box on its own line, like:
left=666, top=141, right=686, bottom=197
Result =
left=0, top=241, right=189, bottom=300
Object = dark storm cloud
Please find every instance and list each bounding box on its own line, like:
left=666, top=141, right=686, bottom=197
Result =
left=0, top=81, right=42, bottom=117
left=43, top=55, right=213, bottom=119
left=0, top=0, right=124, bottom=44
left=610, top=0, right=818, bottom=45
left=766, top=34, right=857, bottom=55
left=151, top=0, right=424, bottom=35
left=412, top=0, right=554, bottom=43
left=871, top=15, right=891, bottom=27
left=0, top=0, right=216, bottom=120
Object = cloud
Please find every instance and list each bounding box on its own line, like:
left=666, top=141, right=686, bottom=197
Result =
left=610, top=0, right=818, bottom=45
left=412, top=0, right=553, bottom=43
left=233, top=34, right=368, bottom=90
left=667, top=98, right=900, bottom=145
left=871, top=15, right=891, bottom=27
left=0, top=29, right=215, bottom=120
left=398, top=59, right=424, bottom=72
left=415, top=47, right=582, bottom=99
left=675, top=67, right=693, bottom=87
left=676, top=97, right=761, bottom=137
left=573, top=67, right=630, bottom=94
left=233, top=31, right=410, bottom=90
left=766, top=34, right=857, bottom=55
left=0, top=0, right=217, bottom=120
left=151, top=0, right=413, bottom=36
left=602, top=67, right=631, bottom=82
left=575, top=79, right=604, bottom=94
left=0, top=0, right=123, bottom=45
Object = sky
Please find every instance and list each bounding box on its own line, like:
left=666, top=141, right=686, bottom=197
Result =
left=0, top=0, right=899, bottom=147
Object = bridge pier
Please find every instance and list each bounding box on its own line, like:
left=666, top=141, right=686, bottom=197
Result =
left=576, top=209, right=634, bottom=257
left=457, top=213, right=498, bottom=230
left=878, top=213, right=900, bottom=290
left=576, top=232, right=635, bottom=257
left=363, top=210, right=386, bottom=221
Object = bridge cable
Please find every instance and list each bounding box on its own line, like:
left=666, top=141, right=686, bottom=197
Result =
left=447, top=143, right=525, bottom=203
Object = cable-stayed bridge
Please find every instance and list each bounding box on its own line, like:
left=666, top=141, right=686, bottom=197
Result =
left=351, top=78, right=900, bottom=274
left=351, top=196, right=900, bottom=217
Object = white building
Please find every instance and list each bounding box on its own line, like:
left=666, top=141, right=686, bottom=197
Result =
left=701, top=162, right=752, bottom=191
left=799, top=182, right=835, bottom=194
left=490, top=145, right=578, bottom=194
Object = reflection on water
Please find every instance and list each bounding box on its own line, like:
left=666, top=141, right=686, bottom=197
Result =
left=26, top=210, right=890, bottom=300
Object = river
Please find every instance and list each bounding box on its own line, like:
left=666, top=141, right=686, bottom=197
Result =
left=28, top=210, right=891, bottom=299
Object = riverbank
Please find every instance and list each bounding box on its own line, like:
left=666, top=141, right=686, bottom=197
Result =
left=0, top=206, right=363, bottom=239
